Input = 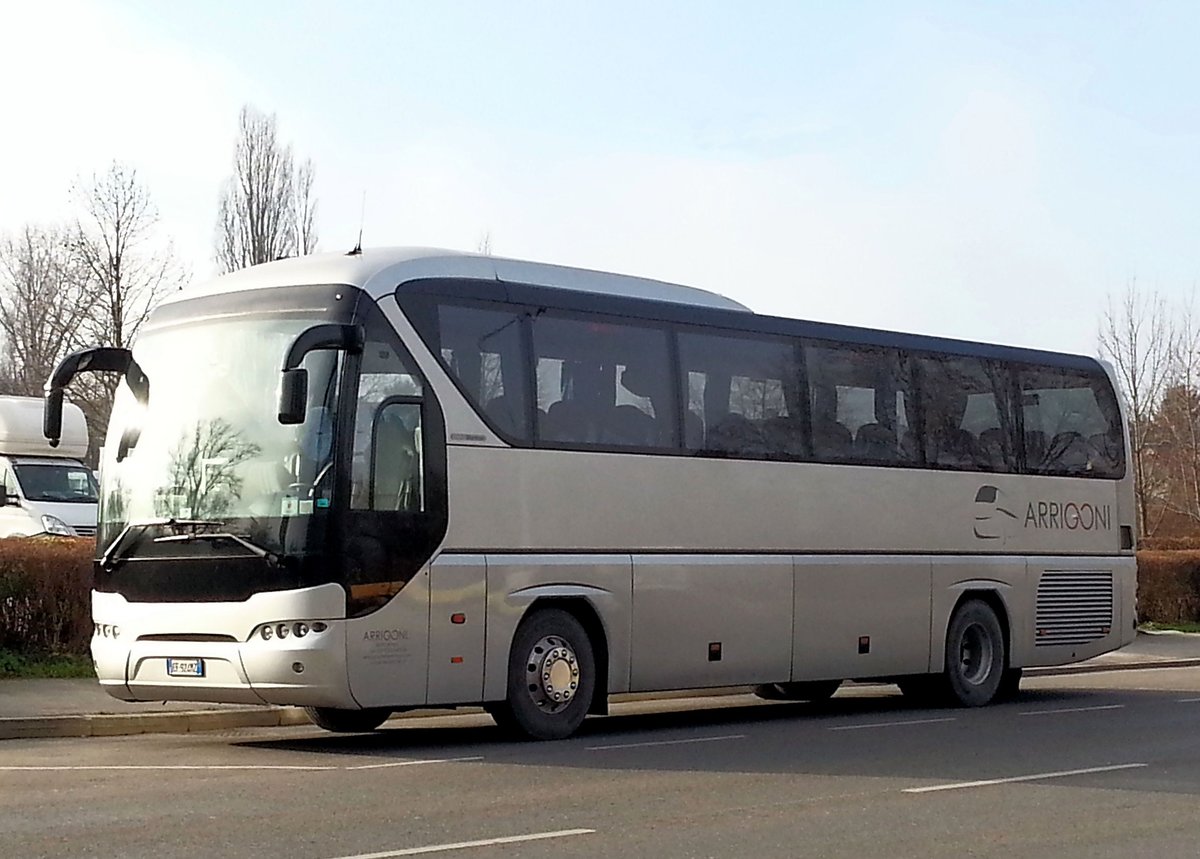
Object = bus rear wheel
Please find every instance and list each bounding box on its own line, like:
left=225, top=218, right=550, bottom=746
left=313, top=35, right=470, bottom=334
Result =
left=490, top=608, right=596, bottom=741
left=753, top=680, right=842, bottom=702
left=304, top=706, right=391, bottom=733
left=943, top=599, right=1006, bottom=707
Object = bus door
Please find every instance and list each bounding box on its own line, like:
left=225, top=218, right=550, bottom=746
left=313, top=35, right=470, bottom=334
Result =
left=342, top=306, right=448, bottom=709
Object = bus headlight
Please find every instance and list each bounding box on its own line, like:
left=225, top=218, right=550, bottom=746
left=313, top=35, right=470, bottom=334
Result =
left=253, top=621, right=331, bottom=642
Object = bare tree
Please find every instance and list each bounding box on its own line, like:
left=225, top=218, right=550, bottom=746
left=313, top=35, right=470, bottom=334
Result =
left=295, top=158, right=318, bottom=255
left=216, top=105, right=318, bottom=272
left=0, top=225, right=96, bottom=397
left=1098, top=281, right=1177, bottom=535
left=1152, top=383, right=1200, bottom=528
left=477, top=231, right=493, bottom=255
left=73, top=162, right=186, bottom=352
left=68, top=163, right=187, bottom=462
left=1148, top=298, right=1200, bottom=529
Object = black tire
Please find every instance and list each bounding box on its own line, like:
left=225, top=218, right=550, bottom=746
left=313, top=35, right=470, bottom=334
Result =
left=490, top=608, right=596, bottom=741
left=753, top=680, right=842, bottom=702
left=304, top=706, right=391, bottom=733
left=943, top=599, right=1006, bottom=707
left=996, top=667, right=1023, bottom=701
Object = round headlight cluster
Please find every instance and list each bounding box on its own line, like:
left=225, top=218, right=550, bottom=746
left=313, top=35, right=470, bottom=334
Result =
left=259, top=621, right=329, bottom=641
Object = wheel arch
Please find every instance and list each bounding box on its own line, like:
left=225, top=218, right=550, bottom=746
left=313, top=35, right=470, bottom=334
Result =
left=931, top=581, right=1015, bottom=674
left=521, top=596, right=611, bottom=716
left=486, top=585, right=618, bottom=715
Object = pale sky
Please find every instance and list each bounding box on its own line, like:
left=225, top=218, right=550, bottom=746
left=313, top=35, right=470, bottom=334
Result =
left=3, top=1, right=1199, bottom=357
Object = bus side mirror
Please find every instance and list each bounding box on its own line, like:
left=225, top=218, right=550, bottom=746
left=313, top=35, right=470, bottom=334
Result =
left=44, top=389, right=64, bottom=447
left=277, top=323, right=364, bottom=426
left=278, top=369, right=309, bottom=425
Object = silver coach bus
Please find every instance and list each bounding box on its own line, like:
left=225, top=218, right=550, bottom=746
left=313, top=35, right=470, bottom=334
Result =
left=45, top=248, right=1136, bottom=740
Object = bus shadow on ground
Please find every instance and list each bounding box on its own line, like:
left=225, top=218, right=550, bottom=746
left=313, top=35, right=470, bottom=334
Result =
left=236, top=685, right=1121, bottom=760
left=234, top=685, right=1200, bottom=797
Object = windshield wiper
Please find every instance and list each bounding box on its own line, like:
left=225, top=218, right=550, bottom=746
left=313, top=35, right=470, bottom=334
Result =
left=153, top=531, right=281, bottom=567
left=100, top=518, right=227, bottom=572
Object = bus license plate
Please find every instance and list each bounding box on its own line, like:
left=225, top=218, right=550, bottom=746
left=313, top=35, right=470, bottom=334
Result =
left=166, top=658, right=205, bottom=678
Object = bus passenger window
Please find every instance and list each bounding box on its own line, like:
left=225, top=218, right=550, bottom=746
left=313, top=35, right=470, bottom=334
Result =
left=805, top=342, right=914, bottom=465
left=1019, top=367, right=1124, bottom=478
left=436, top=305, right=529, bottom=441
left=917, top=355, right=1015, bottom=473
left=532, top=313, right=675, bottom=450
left=678, top=331, right=800, bottom=459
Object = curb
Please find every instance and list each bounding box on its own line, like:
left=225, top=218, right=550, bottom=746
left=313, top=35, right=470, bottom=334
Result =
left=1025, top=657, right=1200, bottom=677
left=4, top=659, right=1200, bottom=741
left=0, top=706, right=310, bottom=741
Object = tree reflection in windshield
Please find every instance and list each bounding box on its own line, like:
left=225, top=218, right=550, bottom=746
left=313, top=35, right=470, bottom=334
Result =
left=156, top=418, right=262, bottom=520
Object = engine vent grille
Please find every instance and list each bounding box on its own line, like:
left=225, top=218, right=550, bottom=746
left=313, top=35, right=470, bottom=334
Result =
left=1036, top=570, right=1113, bottom=647
left=74, top=525, right=97, bottom=537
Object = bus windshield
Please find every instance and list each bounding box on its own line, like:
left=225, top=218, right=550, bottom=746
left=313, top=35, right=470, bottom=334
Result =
left=98, top=292, right=347, bottom=556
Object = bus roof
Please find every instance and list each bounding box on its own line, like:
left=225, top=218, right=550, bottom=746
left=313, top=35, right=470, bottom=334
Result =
left=169, top=247, right=752, bottom=313
left=166, top=246, right=1106, bottom=374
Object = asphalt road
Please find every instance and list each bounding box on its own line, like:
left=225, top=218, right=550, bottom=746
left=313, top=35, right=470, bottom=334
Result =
left=2, top=669, right=1199, bottom=859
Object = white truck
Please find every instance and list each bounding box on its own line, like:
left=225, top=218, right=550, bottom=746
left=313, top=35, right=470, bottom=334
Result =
left=0, top=396, right=97, bottom=538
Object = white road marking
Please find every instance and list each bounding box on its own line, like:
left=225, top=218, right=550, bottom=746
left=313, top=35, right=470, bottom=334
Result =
left=0, top=757, right=483, bottom=773
left=0, top=764, right=334, bottom=772
left=347, top=756, right=483, bottom=770
left=1018, top=704, right=1126, bottom=717
left=903, top=762, right=1147, bottom=794
left=327, top=829, right=595, bottom=858
left=1178, top=697, right=1200, bottom=703
left=829, top=717, right=957, bottom=732
left=586, top=734, right=745, bottom=751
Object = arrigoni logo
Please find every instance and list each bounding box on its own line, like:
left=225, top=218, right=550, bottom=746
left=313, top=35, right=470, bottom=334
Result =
left=974, top=484, right=1114, bottom=541
left=973, top=485, right=1019, bottom=541
left=1023, top=500, right=1112, bottom=531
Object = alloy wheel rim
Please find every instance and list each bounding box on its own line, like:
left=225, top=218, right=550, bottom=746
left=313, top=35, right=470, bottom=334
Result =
left=524, top=634, right=581, bottom=714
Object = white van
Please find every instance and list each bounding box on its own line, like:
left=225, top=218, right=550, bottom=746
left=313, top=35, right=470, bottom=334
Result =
left=0, top=396, right=97, bottom=538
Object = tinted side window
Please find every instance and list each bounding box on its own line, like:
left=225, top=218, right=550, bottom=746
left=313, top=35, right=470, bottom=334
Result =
left=679, top=332, right=802, bottom=458
left=804, top=343, right=916, bottom=465
left=533, top=313, right=676, bottom=449
left=1019, top=366, right=1125, bottom=478
left=351, top=344, right=423, bottom=510
left=917, top=356, right=1016, bottom=472
left=436, top=304, right=530, bottom=440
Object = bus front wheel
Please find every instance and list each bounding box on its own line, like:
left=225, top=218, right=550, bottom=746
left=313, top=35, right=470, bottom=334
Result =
left=490, top=608, right=596, bottom=741
left=304, top=706, right=391, bottom=733
left=943, top=599, right=1006, bottom=707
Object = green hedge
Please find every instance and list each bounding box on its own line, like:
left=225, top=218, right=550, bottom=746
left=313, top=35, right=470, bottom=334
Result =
left=1136, top=550, right=1200, bottom=625
left=1140, top=536, right=1200, bottom=551
left=0, top=537, right=93, bottom=656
